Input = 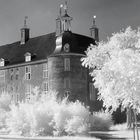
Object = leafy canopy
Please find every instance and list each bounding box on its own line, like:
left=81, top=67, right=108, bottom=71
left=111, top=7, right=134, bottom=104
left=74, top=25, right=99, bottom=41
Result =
left=82, top=27, right=140, bottom=112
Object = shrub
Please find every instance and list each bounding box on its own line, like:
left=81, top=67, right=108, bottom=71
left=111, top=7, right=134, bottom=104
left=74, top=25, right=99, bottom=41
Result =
left=5, top=91, right=91, bottom=136
left=0, top=109, right=8, bottom=129
left=110, top=123, right=127, bottom=131
left=6, top=103, right=34, bottom=136
left=64, top=101, right=90, bottom=136
left=90, top=111, right=113, bottom=131
left=0, top=93, right=11, bottom=111
left=0, top=93, right=12, bottom=130
left=3, top=90, right=113, bottom=136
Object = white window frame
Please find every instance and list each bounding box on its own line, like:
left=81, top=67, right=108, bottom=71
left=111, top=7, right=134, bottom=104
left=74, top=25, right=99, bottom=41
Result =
left=16, top=94, right=19, bottom=103
left=43, top=81, right=49, bottom=92
left=0, top=58, right=5, bottom=66
left=25, top=84, right=31, bottom=101
left=89, top=82, right=96, bottom=101
left=64, top=58, right=70, bottom=71
left=25, top=66, right=31, bottom=80
left=0, top=70, right=5, bottom=83
left=10, top=69, right=14, bottom=80
left=25, top=52, right=31, bottom=62
left=15, top=68, right=19, bottom=80
left=43, top=63, right=48, bottom=78
left=1, top=87, right=5, bottom=93
left=64, top=78, right=70, bottom=89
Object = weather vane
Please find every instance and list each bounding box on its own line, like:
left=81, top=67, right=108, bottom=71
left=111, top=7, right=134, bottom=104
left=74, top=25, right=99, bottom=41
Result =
left=59, top=4, right=63, bottom=16
left=24, top=16, right=28, bottom=28
left=93, top=15, right=96, bottom=26
left=64, top=1, right=68, bottom=14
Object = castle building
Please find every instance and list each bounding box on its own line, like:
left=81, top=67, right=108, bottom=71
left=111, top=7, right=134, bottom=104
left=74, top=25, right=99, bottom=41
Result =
left=0, top=2, right=101, bottom=110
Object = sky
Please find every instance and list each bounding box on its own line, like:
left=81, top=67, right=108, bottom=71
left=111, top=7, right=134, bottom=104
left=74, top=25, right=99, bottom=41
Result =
left=0, top=0, right=140, bottom=45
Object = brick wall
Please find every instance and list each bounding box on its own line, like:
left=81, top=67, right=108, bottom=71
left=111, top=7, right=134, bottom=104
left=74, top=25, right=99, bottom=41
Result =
left=48, top=54, right=90, bottom=105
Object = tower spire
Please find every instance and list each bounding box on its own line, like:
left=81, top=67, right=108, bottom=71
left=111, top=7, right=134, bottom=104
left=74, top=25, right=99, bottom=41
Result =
left=59, top=4, right=63, bottom=16
left=64, top=1, right=68, bottom=14
left=56, top=2, right=73, bottom=36
left=93, top=15, right=96, bottom=27
left=61, top=1, right=72, bottom=32
left=90, top=15, right=99, bottom=42
left=24, top=16, right=28, bottom=28
left=20, top=16, right=30, bottom=45
left=56, top=4, right=63, bottom=36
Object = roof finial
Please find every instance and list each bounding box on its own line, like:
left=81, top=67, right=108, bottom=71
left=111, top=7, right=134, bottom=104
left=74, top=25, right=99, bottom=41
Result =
left=24, top=16, right=28, bottom=28
left=93, top=15, right=96, bottom=26
left=64, top=1, right=68, bottom=14
left=59, top=4, right=63, bottom=16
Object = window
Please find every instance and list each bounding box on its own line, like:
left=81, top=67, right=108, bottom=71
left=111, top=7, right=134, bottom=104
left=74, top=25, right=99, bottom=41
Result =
left=15, top=68, right=19, bottom=80
left=16, top=86, right=18, bottom=92
left=64, top=90, right=71, bottom=96
left=25, top=66, right=31, bottom=80
left=43, top=81, right=49, bottom=92
left=43, top=63, right=48, bottom=78
left=1, top=87, right=5, bottom=93
left=64, top=58, right=70, bottom=71
left=89, top=83, right=96, bottom=101
left=16, top=94, right=19, bottom=103
left=0, top=58, right=5, bottom=66
left=10, top=69, right=14, bottom=80
left=11, top=86, right=14, bottom=92
left=11, top=94, right=14, bottom=100
left=25, top=84, right=31, bottom=101
left=25, top=52, right=31, bottom=62
left=64, top=78, right=70, bottom=89
left=0, top=70, right=5, bottom=83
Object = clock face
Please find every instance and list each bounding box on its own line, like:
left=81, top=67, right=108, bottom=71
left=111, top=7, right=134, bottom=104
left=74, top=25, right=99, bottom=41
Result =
left=64, top=43, right=70, bottom=52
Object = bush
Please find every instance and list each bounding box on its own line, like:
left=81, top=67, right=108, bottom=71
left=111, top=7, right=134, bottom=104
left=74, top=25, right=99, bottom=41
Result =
left=6, top=91, right=91, bottom=136
left=0, top=90, right=113, bottom=136
left=64, top=101, right=90, bottom=136
left=110, top=123, right=127, bottom=131
left=90, top=111, right=113, bottom=131
left=0, top=93, right=12, bottom=130
left=0, top=109, right=9, bottom=129
left=0, top=93, right=11, bottom=111
left=7, top=103, right=36, bottom=136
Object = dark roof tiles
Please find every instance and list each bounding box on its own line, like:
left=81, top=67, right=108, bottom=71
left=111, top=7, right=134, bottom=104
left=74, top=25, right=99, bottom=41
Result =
left=0, top=31, right=95, bottom=66
left=0, top=32, right=56, bottom=65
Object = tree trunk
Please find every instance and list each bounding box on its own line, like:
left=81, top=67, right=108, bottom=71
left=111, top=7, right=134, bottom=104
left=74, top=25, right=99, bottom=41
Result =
left=127, top=107, right=133, bottom=128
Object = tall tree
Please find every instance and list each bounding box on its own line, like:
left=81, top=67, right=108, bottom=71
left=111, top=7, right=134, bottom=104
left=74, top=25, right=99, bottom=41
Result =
left=82, top=27, right=140, bottom=114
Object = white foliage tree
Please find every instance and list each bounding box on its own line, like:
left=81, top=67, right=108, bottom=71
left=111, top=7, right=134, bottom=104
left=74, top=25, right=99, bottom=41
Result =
left=82, top=27, right=140, bottom=113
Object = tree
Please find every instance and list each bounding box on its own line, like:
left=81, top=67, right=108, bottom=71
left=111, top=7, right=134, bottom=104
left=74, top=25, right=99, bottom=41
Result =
left=82, top=27, right=140, bottom=132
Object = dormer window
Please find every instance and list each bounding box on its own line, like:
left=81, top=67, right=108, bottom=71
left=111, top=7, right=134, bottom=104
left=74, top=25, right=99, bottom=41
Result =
left=25, top=52, right=31, bottom=62
left=0, top=58, right=5, bottom=66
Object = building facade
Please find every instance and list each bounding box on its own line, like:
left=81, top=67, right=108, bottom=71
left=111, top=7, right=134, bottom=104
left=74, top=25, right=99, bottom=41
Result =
left=0, top=2, right=102, bottom=110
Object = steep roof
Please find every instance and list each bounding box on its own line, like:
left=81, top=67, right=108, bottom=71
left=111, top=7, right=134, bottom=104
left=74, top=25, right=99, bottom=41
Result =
left=62, top=31, right=95, bottom=54
left=0, top=32, right=56, bottom=66
left=0, top=31, right=95, bottom=66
